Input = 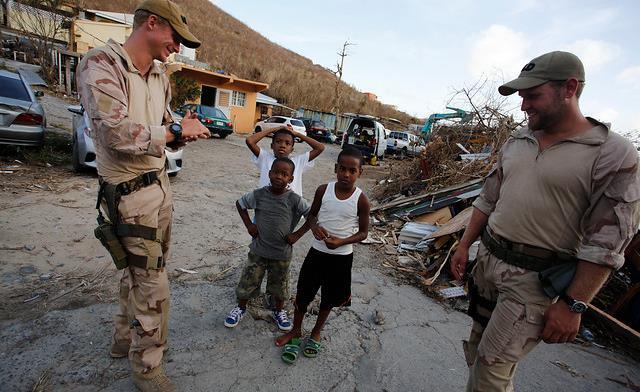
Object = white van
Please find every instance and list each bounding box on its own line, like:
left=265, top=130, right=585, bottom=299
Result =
left=341, top=115, right=387, bottom=165
left=386, top=131, right=426, bottom=157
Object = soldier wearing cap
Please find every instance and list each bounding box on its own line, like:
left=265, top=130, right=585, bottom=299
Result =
left=450, top=51, right=640, bottom=391
left=76, top=0, right=209, bottom=390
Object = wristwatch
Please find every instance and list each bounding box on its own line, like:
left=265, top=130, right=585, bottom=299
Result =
left=169, top=123, right=183, bottom=142
left=560, top=293, right=588, bottom=313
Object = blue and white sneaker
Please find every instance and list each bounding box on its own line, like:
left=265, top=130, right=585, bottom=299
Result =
left=224, top=306, right=246, bottom=328
left=273, top=309, right=292, bottom=331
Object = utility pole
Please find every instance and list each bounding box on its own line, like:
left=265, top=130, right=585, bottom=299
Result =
left=332, top=40, right=353, bottom=134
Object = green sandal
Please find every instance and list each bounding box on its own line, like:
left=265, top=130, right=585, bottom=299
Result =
left=281, top=337, right=302, bottom=364
left=303, top=338, right=321, bottom=358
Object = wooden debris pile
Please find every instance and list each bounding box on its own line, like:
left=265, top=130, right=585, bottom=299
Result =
left=371, top=122, right=513, bottom=203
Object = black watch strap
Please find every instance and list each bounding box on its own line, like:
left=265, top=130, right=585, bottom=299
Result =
left=560, top=293, right=588, bottom=313
left=169, top=123, right=182, bottom=142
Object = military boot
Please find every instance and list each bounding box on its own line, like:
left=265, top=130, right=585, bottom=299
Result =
left=132, top=367, right=175, bottom=392
left=110, top=340, right=130, bottom=358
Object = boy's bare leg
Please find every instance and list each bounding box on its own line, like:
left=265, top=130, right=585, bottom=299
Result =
left=275, top=308, right=304, bottom=346
left=310, top=308, right=331, bottom=341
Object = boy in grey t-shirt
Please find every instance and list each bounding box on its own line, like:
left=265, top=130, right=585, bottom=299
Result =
left=224, top=157, right=311, bottom=331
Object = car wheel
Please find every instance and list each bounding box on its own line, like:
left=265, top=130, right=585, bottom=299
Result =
left=399, top=148, right=407, bottom=159
left=168, top=172, right=178, bottom=177
left=254, top=126, right=261, bottom=133
left=219, top=133, right=228, bottom=139
left=72, top=134, right=82, bottom=172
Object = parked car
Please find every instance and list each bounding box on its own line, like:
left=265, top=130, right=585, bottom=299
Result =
left=341, top=115, right=387, bottom=165
left=0, top=69, right=46, bottom=146
left=174, top=104, right=233, bottom=138
left=254, top=116, right=307, bottom=141
left=299, top=118, right=332, bottom=142
left=67, top=105, right=183, bottom=176
left=386, top=131, right=426, bottom=157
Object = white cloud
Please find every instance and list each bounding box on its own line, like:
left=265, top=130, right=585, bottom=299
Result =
left=617, top=66, right=640, bottom=88
left=565, top=39, right=621, bottom=71
left=591, top=107, right=619, bottom=124
left=469, top=25, right=528, bottom=80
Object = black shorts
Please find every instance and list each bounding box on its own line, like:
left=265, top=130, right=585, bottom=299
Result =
left=295, top=247, right=353, bottom=311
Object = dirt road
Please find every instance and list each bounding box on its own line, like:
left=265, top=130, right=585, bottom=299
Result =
left=1, top=132, right=639, bottom=391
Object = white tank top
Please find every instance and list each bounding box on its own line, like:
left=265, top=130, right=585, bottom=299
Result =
left=312, top=182, right=362, bottom=255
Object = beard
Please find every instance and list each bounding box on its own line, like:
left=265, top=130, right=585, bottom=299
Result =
left=527, top=92, right=566, bottom=131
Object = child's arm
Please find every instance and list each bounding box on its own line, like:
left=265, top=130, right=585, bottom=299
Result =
left=292, top=130, right=325, bottom=161
left=285, top=186, right=325, bottom=244
left=236, top=200, right=258, bottom=238
left=246, top=127, right=280, bottom=158
left=324, top=193, right=370, bottom=249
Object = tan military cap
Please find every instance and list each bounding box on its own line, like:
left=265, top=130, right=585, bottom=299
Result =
left=136, top=0, right=201, bottom=48
left=499, top=51, right=585, bottom=96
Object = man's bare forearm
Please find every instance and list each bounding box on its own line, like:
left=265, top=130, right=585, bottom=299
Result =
left=459, top=207, right=490, bottom=248
left=566, top=261, right=612, bottom=302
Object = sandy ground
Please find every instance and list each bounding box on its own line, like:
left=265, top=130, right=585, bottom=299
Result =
left=1, top=101, right=639, bottom=390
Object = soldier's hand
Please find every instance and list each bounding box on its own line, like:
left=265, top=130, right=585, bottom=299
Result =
left=182, top=110, right=210, bottom=141
left=450, top=246, right=469, bottom=281
left=541, top=302, right=581, bottom=344
left=247, top=223, right=258, bottom=238
left=311, top=225, right=329, bottom=241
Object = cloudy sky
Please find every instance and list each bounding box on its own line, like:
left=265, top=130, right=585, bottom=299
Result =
left=213, top=0, right=639, bottom=132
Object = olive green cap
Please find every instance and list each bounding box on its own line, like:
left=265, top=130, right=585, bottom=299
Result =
left=136, top=0, right=201, bottom=48
left=498, top=51, right=585, bottom=96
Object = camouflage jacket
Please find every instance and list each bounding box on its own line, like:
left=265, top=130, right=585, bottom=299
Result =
left=473, top=118, right=640, bottom=269
left=76, top=39, right=172, bottom=184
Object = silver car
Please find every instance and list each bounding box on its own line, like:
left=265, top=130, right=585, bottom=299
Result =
left=67, top=105, right=184, bottom=176
left=0, top=69, right=46, bottom=146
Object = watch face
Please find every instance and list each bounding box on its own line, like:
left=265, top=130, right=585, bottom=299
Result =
left=572, top=301, right=588, bottom=313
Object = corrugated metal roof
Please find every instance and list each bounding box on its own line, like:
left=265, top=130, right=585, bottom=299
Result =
left=87, top=9, right=133, bottom=26
left=256, top=93, right=277, bottom=105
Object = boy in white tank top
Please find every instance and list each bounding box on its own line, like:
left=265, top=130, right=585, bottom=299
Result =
left=275, top=148, right=370, bottom=363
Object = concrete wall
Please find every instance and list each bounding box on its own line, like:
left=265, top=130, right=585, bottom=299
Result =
left=73, top=19, right=131, bottom=53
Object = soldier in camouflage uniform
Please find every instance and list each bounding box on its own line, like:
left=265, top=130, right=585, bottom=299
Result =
left=450, top=51, right=640, bottom=391
left=76, top=1, right=209, bottom=390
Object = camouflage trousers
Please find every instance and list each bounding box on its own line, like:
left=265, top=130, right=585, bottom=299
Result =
left=112, top=179, right=173, bottom=375
left=235, top=252, right=291, bottom=301
left=464, top=242, right=553, bottom=392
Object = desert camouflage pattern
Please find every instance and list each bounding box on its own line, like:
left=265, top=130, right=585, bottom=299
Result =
left=236, top=252, right=291, bottom=301
left=464, top=243, right=553, bottom=392
left=474, top=118, right=640, bottom=269
left=76, top=39, right=175, bottom=375
left=112, top=181, right=173, bottom=372
left=76, top=39, right=173, bottom=185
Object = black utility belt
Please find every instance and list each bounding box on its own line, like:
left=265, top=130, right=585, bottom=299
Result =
left=481, top=228, right=577, bottom=272
left=99, top=170, right=161, bottom=196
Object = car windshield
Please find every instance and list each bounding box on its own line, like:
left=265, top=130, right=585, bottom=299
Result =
left=290, top=119, right=304, bottom=127
left=0, top=75, right=31, bottom=101
left=200, top=106, right=227, bottom=119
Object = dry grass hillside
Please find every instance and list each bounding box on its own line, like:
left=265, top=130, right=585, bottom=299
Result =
left=80, top=0, right=420, bottom=124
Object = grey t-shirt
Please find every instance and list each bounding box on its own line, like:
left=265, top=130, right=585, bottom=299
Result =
left=238, top=186, right=310, bottom=260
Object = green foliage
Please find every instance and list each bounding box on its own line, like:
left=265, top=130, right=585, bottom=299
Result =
left=170, top=73, right=200, bottom=109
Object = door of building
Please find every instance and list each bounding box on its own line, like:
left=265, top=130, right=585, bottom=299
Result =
left=201, top=85, right=217, bottom=107
left=216, top=89, right=232, bottom=118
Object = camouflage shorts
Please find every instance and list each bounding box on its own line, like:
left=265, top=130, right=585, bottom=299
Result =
left=235, top=252, right=291, bottom=301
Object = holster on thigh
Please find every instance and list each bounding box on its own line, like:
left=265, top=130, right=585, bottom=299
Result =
left=467, top=275, right=497, bottom=328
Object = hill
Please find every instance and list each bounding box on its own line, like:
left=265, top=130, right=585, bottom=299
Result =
left=80, top=0, right=420, bottom=124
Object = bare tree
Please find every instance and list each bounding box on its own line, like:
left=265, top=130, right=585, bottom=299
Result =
left=331, top=40, right=354, bottom=132
left=10, top=0, right=76, bottom=83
